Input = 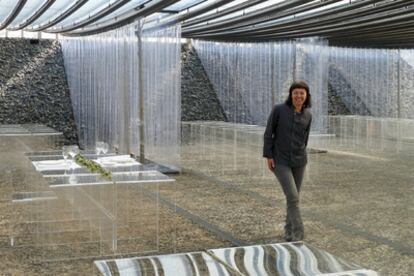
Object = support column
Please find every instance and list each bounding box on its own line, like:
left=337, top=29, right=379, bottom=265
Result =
left=123, top=35, right=131, bottom=154
left=270, top=44, right=275, bottom=106
left=135, top=22, right=145, bottom=163
left=397, top=49, right=401, bottom=119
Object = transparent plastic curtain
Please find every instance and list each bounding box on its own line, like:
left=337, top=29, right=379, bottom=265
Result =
left=329, top=47, right=414, bottom=119
left=295, top=38, right=329, bottom=132
left=398, top=49, right=414, bottom=120
left=60, top=21, right=181, bottom=167
left=193, top=38, right=329, bottom=132
left=141, top=25, right=181, bottom=168
left=305, top=46, right=414, bottom=155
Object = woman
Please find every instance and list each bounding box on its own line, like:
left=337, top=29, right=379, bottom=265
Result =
left=263, top=80, right=312, bottom=242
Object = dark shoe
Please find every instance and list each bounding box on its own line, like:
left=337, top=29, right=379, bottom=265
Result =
left=285, top=233, right=293, bottom=242
left=291, top=231, right=304, bottom=241
left=284, top=224, right=293, bottom=242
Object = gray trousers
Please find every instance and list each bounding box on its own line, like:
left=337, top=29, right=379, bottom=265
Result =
left=274, top=164, right=306, bottom=236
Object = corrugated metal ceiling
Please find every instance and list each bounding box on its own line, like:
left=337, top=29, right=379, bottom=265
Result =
left=0, top=0, right=413, bottom=48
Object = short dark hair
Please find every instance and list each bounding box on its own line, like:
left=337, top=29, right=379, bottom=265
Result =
left=285, top=80, right=312, bottom=108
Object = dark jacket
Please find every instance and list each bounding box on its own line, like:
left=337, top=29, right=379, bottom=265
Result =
left=263, top=103, right=312, bottom=168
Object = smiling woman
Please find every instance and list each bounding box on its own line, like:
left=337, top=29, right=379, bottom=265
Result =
left=287, top=81, right=312, bottom=113
left=263, top=80, right=312, bottom=242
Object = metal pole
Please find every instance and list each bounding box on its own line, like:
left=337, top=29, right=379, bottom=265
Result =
left=270, top=43, right=275, bottom=106
left=135, top=21, right=145, bottom=163
left=293, top=41, right=297, bottom=81
left=397, top=49, right=401, bottom=118
left=123, top=36, right=131, bottom=154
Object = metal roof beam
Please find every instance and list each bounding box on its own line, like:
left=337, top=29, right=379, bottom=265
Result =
left=182, top=0, right=314, bottom=34
left=0, top=0, right=27, bottom=30
left=46, top=0, right=133, bottom=33
left=188, top=3, right=414, bottom=41
left=63, top=0, right=180, bottom=36
left=245, top=0, right=409, bottom=36
left=249, top=5, right=414, bottom=39
left=184, top=0, right=383, bottom=37
left=324, top=21, right=414, bottom=40
left=7, top=0, right=57, bottom=31
left=183, top=0, right=342, bottom=35
left=29, top=0, right=89, bottom=31
left=182, top=0, right=263, bottom=28
left=143, top=0, right=234, bottom=32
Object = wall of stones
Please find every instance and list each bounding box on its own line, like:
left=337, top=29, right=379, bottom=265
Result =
left=328, top=48, right=414, bottom=119
left=328, top=82, right=351, bottom=115
left=181, top=43, right=227, bottom=122
left=0, top=38, right=77, bottom=144
left=328, top=66, right=371, bottom=116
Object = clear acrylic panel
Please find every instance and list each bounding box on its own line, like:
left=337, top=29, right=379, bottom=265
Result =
left=193, top=38, right=329, bottom=133
left=60, top=20, right=181, bottom=169
left=10, top=149, right=176, bottom=261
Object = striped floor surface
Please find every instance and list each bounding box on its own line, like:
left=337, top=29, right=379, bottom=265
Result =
left=94, top=242, right=378, bottom=276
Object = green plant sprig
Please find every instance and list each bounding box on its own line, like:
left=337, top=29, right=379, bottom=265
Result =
left=74, top=154, right=112, bottom=180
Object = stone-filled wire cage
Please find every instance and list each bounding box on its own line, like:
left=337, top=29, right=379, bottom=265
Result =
left=329, top=46, right=414, bottom=119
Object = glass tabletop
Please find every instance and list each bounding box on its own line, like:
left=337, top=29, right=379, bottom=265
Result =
left=48, top=171, right=174, bottom=187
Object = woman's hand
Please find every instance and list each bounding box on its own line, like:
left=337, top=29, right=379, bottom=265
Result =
left=267, top=158, right=275, bottom=171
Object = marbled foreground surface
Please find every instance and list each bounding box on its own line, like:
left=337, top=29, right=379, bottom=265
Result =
left=95, top=242, right=378, bottom=276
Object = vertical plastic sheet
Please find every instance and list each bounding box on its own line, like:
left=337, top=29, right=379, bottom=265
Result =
left=181, top=122, right=268, bottom=178
left=60, top=21, right=181, bottom=168
left=141, top=26, right=181, bottom=168
left=328, top=47, right=414, bottom=119
left=308, top=116, right=411, bottom=156
left=399, top=49, right=414, bottom=119
left=181, top=42, right=413, bottom=249
left=180, top=121, right=277, bottom=243
left=295, top=38, right=329, bottom=132
left=193, top=38, right=329, bottom=133
left=193, top=40, right=413, bottom=155
left=8, top=149, right=177, bottom=262
left=321, top=47, right=414, bottom=155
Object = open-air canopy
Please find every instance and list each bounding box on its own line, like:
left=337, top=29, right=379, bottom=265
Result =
left=0, top=0, right=413, bottom=47
left=0, top=1, right=413, bottom=275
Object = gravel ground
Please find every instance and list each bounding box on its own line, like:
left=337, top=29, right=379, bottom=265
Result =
left=0, top=135, right=413, bottom=275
